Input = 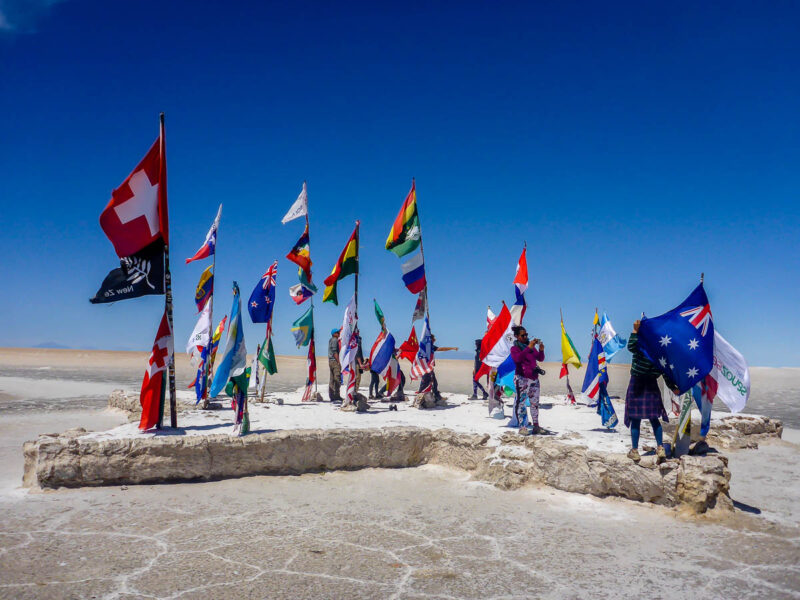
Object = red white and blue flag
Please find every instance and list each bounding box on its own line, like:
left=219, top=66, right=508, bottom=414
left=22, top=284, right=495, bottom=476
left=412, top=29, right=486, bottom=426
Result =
left=510, top=246, right=528, bottom=325
left=248, top=261, right=278, bottom=324
left=637, top=283, right=714, bottom=394
left=581, top=335, right=608, bottom=400
left=186, top=205, right=221, bottom=264
left=480, top=303, right=514, bottom=368
left=369, top=331, right=396, bottom=376
left=410, top=317, right=434, bottom=379
left=400, top=251, right=427, bottom=294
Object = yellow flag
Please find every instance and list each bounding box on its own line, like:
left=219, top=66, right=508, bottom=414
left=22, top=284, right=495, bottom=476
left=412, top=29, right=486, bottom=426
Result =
left=593, top=310, right=599, bottom=326
left=561, top=320, right=581, bottom=368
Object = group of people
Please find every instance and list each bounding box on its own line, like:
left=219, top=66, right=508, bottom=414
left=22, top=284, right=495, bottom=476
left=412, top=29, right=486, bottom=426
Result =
left=327, top=320, right=692, bottom=463
left=327, top=329, right=457, bottom=403
left=478, top=321, right=687, bottom=462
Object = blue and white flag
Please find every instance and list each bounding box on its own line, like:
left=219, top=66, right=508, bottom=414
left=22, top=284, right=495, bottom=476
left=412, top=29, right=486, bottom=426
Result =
left=411, top=316, right=434, bottom=379
left=598, top=312, right=626, bottom=361
left=637, top=283, right=714, bottom=394
left=209, top=282, right=247, bottom=398
left=248, top=261, right=277, bottom=324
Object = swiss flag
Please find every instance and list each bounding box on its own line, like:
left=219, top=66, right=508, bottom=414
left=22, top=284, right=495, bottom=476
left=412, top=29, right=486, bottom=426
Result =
left=139, top=310, right=173, bottom=431
left=100, top=123, right=168, bottom=258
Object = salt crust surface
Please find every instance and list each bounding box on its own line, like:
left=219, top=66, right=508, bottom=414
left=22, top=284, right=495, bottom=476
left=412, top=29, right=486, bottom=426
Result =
left=83, top=389, right=739, bottom=453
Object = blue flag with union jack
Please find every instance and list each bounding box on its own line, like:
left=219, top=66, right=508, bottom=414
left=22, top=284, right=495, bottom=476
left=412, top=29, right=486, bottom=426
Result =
left=637, top=283, right=714, bottom=394
left=248, top=261, right=277, bottom=324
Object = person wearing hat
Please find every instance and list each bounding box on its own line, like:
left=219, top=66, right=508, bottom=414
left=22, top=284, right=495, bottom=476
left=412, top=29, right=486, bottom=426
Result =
left=328, top=328, right=343, bottom=401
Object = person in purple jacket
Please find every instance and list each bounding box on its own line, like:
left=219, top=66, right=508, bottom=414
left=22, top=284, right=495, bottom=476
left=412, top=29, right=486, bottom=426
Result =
left=510, top=325, right=545, bottom=434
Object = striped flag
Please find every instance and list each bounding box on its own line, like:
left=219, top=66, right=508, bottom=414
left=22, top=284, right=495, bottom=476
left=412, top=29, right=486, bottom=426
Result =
left=510, top=246, right=527, bottom=325
left=400, top=251, right=427, bottom=294
left=410, top=317, right=435, bottom=380
left=581, top=335, right=608, bottom=400
left=323, top=223, right=359, bottom=305
left=185, top=205, right=221, bottom=264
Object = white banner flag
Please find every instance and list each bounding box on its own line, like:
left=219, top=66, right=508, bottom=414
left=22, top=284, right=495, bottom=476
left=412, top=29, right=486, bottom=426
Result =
left=339, top=295, right=358, bottom=368
left=186, top=301, right=212, bottom=360
left=710, top=331, right=750, bottom=414
left=281, top=182, right=308, bottom=224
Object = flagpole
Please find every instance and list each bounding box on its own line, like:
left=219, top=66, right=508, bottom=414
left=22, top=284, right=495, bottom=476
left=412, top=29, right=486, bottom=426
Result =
left=160, top=112, right=178, bottom=429
left=307, top=209, right=319, bottom=394
left=202, top=210, right=219, bottom=410
left=413, top=179, right=432, bottom=328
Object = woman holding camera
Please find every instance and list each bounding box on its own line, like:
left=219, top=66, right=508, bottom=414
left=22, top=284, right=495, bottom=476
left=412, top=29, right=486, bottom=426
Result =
left=510, top=326, right=545, bottom=434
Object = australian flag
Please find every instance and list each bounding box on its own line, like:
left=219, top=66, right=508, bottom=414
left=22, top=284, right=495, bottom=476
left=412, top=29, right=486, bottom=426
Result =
left=637, top=283, right=714, bottom=394
left=248, top=261, right=277, bottom=324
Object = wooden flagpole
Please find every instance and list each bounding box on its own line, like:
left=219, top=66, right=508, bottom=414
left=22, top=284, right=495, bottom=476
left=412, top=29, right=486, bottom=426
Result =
left=160, top=112, right=178, bottom=429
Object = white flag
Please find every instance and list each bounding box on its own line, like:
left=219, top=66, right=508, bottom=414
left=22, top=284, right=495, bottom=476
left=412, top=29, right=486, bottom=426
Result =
left=186, top=301, right=212, bottom=360
left=339, top=295, right=358, bottom=368
left=709, top=331, right=750, bottom=414
left=281, top=182, right=308, bottom=224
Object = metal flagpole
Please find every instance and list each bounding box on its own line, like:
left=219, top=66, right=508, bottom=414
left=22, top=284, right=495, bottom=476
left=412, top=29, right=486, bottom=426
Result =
left=305, top=194, right=318, bottom=394
left=159, top=112, right=178, bottom=429
left=202, top=208, right=219, bottom=410
left=412, top=179, right=432, bottom=328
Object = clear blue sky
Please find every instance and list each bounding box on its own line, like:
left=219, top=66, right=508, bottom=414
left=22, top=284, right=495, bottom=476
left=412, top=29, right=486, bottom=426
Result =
left=1, top=1, right=798, bottom=366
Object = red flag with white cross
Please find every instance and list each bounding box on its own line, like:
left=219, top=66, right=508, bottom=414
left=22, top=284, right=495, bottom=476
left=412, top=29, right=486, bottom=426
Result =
left=139, top=310, right=173, bottom=431
left=99, top=130, right=168, bottom=258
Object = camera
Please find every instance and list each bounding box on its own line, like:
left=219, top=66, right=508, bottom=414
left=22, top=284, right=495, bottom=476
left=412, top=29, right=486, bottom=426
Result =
left=535, top=366, right=546, bottom=376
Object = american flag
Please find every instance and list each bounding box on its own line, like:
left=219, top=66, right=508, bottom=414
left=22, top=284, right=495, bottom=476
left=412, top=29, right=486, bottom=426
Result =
left=410, top=356, right=434, bottom=380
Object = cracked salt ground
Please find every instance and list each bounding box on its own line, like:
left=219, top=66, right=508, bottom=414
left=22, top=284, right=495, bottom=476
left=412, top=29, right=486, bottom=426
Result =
left=1, top=463, right=799, bottom=599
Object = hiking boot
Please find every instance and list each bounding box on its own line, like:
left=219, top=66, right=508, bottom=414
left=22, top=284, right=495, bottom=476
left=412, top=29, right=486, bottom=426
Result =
left=656, top=446, right=667, bottom=463
left=468, top=394, right=478, bottom=400
left=627, top=448, right=641, bottom=462
left=482, top=393, right=489, bottom=400
left=691, top=440, right=710, bottom=455
left=531, top=425, right=542, bottom=435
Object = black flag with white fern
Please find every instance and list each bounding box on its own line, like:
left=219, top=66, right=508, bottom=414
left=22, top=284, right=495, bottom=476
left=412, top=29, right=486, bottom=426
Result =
left=90, top=240, right=165, bottom=304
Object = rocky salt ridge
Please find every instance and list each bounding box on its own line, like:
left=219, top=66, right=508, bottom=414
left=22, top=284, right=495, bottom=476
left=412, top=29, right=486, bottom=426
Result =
left=21, top=390, right=784, bottom=514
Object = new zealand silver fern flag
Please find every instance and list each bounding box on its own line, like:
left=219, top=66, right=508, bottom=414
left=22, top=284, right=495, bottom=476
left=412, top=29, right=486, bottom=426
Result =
left=90, top=239, right=165, bottom=303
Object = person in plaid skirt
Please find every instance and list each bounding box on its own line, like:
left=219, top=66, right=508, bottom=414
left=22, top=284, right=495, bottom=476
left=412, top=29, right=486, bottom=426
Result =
left=625, top=320, right=678, bottom=462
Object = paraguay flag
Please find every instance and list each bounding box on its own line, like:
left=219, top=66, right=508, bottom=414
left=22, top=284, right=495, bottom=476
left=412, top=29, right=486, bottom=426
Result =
left=186, top=205, right=221, bottom=264
left=400, top=251, right=426, bottom=294
left=581, top=336, right=608, bottom=400
left=510, top=246, right=528, bottom=325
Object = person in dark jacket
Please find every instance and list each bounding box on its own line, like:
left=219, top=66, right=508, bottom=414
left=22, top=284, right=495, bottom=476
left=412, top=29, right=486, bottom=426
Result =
left=510, top=326, right=545, bottom=434
left=625, top=320, right=677, bottom=462
left=469, top=339, right=489, bottom=400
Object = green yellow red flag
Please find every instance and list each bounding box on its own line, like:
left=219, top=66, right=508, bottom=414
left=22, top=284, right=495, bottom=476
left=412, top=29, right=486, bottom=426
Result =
left=385, top=180, right=421, bottom=257
left=561, top=319, right=582, bottom=368
left=323, top=222, right=359, bottom=305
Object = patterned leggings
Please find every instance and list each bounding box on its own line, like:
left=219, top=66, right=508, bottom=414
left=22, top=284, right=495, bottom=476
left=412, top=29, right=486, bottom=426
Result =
left=515, top=376, right=540, bottom=428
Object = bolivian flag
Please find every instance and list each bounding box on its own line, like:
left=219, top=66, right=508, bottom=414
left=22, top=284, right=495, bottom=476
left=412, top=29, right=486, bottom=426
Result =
left=385, top=180, right=421, bottom=257
left=561, top=319, right=582, bottom=368
left=323, top=223, right=359, bottom=305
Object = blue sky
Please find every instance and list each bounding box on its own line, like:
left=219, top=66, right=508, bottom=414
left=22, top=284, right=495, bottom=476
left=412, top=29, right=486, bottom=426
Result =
left=1, top=1, right=798, bottom=366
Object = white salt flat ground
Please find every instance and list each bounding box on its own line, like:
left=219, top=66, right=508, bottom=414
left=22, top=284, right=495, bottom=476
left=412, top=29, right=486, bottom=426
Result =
left=84, top=387, right=748, bottom=454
